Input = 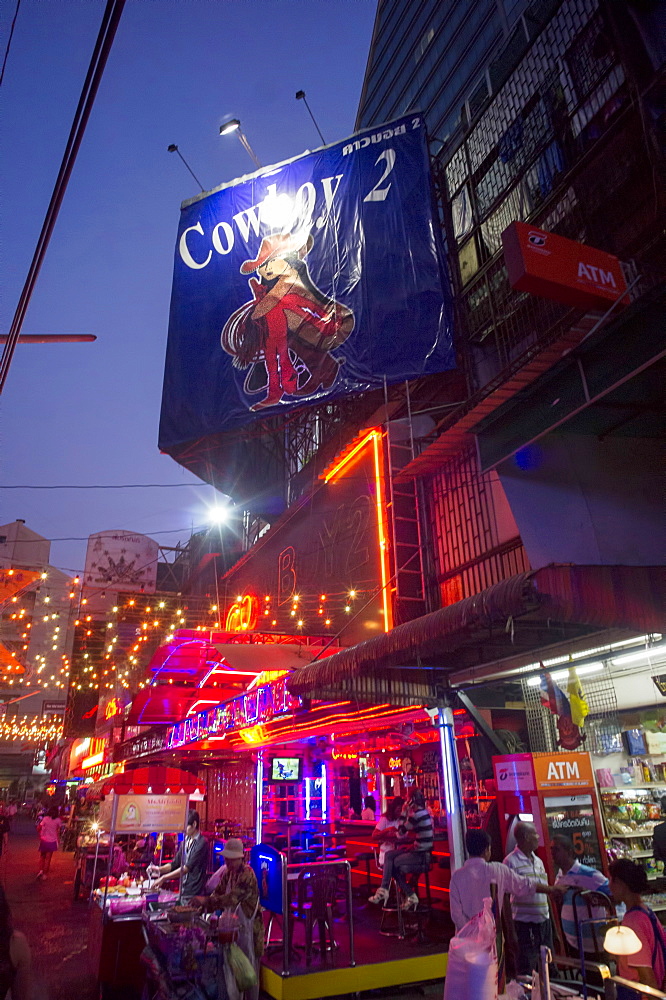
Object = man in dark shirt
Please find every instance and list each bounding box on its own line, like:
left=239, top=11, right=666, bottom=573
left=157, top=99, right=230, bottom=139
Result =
left=0, top=810, right=9, bottom=858
left=151, top=810, right=209, bottom=902
left=653, top=797, right=666, bottom=864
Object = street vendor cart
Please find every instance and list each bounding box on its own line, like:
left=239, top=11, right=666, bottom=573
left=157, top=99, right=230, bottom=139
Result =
left=87, top=766, right=204, bottom=1000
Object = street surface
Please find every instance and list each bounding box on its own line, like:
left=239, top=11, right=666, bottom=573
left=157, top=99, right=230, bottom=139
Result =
left=1, top=816, right=98, bottom=1000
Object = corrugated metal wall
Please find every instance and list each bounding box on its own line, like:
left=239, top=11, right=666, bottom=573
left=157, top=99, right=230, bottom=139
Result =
left=200, top=757, right=256, bottom=832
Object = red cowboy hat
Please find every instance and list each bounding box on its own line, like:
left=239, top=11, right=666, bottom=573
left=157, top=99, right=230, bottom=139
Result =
left=240, top=230, right=313, bottom=273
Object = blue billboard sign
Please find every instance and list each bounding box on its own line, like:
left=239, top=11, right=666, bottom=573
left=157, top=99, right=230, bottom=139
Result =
left=159, top=114, right=454, bottom=447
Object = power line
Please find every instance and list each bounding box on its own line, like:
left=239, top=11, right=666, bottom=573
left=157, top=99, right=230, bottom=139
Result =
left=0, top=0, right=126, bottom=393
left=3, top=527, right=200, bottom=543
left=1, top=483, right=208, bottom=490
left=0, top=0, right=21, bottom=87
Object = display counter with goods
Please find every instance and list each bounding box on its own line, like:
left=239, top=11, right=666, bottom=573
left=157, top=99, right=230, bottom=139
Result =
left=86, top=766, right=204, bottom=998
left=594, top=727, right=666, bottom=921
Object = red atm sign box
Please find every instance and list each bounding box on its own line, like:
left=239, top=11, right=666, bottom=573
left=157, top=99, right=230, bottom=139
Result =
left=502, top=221, right=628, bottom=311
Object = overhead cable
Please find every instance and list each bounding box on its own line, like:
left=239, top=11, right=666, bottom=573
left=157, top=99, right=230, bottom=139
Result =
left=0, top=0, right=21, bottom=87
left=0, top=0, right=126, bottom=393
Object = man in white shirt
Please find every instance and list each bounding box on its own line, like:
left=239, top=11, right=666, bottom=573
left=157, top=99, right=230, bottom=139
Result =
left=503, top=821, right=553, bottom=975
left=450, top=828, right=552, bottom=932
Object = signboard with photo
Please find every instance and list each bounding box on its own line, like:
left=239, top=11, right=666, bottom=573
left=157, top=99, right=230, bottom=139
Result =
left=543, top=793, right=603, bottom=869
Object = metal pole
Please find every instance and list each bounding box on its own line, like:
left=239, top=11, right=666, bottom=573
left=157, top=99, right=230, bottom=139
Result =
left=438, top=707, right=466, bottom=872
left=178, top=799, right=189, bottom=902
left=89, top=825, right=102, bottom=903
left=282, top=853, right=290, bottom=977
left=101, top=795, right=119, bottom=913
left=255, top=752, right=264, bottom=844
left=539, top=945, right=553, bottom=1000
left=345, top=860, right=355, bottom=967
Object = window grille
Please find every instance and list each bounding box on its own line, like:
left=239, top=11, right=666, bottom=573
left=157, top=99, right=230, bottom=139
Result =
left=521, top=662, right=620, bottom=754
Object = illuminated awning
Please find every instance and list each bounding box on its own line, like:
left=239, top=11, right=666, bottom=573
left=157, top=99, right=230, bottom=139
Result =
left=287, top=565, right=665, bottom=702
left=93, top=765, right=203, bottom=797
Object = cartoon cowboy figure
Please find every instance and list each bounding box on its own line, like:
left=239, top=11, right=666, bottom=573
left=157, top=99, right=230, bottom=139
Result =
left=221, top=230, right=354, bottom=410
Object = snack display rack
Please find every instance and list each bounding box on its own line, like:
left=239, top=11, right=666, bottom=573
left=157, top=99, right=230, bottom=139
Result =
left=601, top=783, right=665, bottom=877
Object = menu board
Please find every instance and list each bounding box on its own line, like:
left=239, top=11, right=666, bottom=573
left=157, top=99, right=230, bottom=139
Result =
left=543, top=794, right=602, bottom=869
left=98, top=792, right=189, bottom=833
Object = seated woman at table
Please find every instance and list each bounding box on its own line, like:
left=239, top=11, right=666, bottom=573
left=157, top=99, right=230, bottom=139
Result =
left=193, top=838, right=264, bottom=963
left=369, top=796, right=404, bottom=875
left=369, top=790, right=432, bottom=909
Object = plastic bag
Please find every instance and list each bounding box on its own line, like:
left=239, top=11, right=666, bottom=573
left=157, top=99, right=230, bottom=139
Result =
left=444, top=897, right=498, bottom=1000
left=227, top=941, right=257, bottom=991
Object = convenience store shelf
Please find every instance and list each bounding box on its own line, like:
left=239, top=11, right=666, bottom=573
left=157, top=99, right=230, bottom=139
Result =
left=609, top=830, right=656, bottom=837
left=599, top=784, right=666, bottom=792
left=630, top=850, right=656, bottom=858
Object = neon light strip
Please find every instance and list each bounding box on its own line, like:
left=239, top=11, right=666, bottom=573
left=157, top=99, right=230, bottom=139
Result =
left=72, top=738, right=90, bottom=759
left=372, top=429, right=392, bottom=631
left=81, top=751, right=104, bottom=769
left=255, top=752, right=264, bottom=843
left=323, top=428, right=392, bottom=632
left=323, top=429, right=378, bottom=482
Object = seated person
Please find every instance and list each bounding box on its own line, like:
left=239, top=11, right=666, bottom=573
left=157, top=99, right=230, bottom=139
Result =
left=110, top=842, right=128, bottom=877
left=338, top=798, right=351, bottom=820
left=551, top=834, right=611, bottom=954
left=369, top=789, right=433, bottom=910
left=370, top=796, right=404, bottom=871
left=361, top=795, right=376, bottom=822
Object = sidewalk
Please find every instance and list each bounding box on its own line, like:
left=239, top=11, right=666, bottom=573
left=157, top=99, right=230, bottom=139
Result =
left=1, top=817, right=98, bottom=1000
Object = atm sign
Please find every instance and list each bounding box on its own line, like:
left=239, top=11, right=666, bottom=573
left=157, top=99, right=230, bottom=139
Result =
left=502, top=221, right=628, bottom=311
left=533, top=752, right=593, bottom=790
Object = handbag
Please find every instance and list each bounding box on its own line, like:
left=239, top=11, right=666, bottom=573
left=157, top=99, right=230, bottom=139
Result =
left=644, top=905, right=666, bottom=990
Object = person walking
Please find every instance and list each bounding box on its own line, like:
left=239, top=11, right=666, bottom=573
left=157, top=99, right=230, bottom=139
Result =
left=450, top=829, right=554, bottom=932
left=504, top=821, right=553, bottom=975
left=36, top=806, right=62, bottom=879
left=608, top=858, right=666, bottom=998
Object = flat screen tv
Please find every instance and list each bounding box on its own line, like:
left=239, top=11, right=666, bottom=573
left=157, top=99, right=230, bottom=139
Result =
left=270, top=757, right=302, bottom=782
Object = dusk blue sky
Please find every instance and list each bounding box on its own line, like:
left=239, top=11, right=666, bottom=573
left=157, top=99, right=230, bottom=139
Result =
left=1, top=0, right=377, bottom=576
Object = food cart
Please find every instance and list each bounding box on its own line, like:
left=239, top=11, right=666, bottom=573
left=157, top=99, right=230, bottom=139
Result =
left=87, top=765, right=204, bottom=999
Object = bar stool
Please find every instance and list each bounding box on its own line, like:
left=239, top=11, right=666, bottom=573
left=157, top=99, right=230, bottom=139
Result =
left=379, top=879, right=405, bottom=939
left=405, top=855, right=433, bottom=908
left=292, top=849, right=317, bottom=864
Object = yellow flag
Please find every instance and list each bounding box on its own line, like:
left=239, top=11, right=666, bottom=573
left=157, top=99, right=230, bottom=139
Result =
left=568, top=667, right=589, bottom=728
